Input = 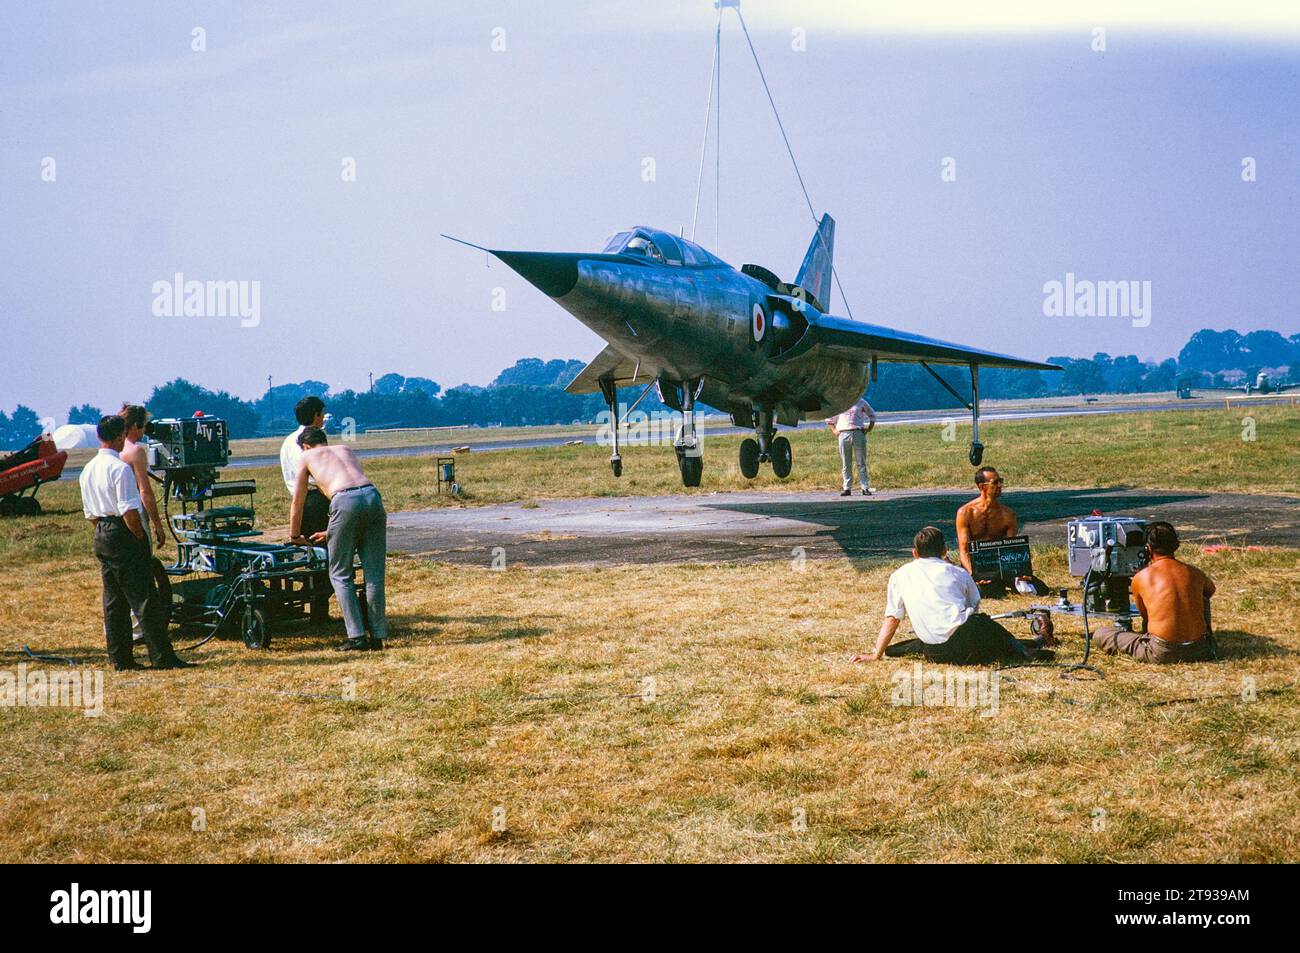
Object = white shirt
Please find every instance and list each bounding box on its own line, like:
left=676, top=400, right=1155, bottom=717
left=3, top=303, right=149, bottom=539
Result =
left=884, top=557, right=981, bottom=645
left=79, top=448, right=144, bottom=520
left=280, top=426, right=317, bottom=494
left=827, top=398, right=876, bottom=433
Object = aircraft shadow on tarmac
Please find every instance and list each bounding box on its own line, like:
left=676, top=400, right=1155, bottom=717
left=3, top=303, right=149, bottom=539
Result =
left=704, top=487, right=1210, bottom=564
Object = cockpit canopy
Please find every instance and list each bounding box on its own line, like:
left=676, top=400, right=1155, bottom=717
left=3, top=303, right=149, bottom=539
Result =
left=602, top=227, right=726, bottom=267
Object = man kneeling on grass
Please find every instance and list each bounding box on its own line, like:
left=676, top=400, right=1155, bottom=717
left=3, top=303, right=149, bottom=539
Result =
left=1092, top=521, right=1215, bottom=664
left=852, top=526, right=1052, bottom=665
left=289, top=427, right=388, bottom=651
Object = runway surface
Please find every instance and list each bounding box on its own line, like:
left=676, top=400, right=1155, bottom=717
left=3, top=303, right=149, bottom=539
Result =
left=387, top=487, right=1300, bottom=568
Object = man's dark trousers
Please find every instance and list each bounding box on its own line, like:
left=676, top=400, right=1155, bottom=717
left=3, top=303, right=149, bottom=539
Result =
left=924, top=612, right=1034, bottom=664
left=94, top=517, right=179, bottom=667
left=302, top=487, right=330, bottom=537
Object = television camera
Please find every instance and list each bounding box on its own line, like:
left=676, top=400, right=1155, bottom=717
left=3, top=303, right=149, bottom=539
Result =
left=991, top=516, right=1150, bottom=678
left=1067, top=516, right=1149, bottom=614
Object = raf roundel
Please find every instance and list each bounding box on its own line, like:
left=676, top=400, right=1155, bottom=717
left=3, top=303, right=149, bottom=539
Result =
left=751, top=303, right=766, bottom=342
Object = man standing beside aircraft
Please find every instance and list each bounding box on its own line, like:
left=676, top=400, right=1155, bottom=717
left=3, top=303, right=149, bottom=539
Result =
left=826, top=395, right=876, bottom=496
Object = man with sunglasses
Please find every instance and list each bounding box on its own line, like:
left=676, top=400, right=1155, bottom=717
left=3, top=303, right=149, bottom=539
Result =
left=956, top=466, right=1045, bottom=597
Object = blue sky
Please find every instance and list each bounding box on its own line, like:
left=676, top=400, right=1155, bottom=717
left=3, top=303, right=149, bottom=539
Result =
left=1, top=1, right=1297, bottom=422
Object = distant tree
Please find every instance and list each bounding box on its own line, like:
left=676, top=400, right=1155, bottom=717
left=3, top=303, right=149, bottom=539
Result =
left=325, top=388, right=442, bottom=430
left=67, top=403, right=103, bottom=425
left=1141, top=359, right=1179, bottom=392
left=492, top=358, right=586, bottom=388
left=253, top=380, right=329, bottom=431
left=372, top=373, right=406, bottom=396
left=146, top=379, right=261, bottom=438
left=1178, top=328, right=1300, bottom=374
left=402, top=376, right=440, bottom=398
left=1178, top=329, right=1242, bottom=373
left=1059, top=359, right=1108, bottom=395
left=0, top=405, right=43, bottom=449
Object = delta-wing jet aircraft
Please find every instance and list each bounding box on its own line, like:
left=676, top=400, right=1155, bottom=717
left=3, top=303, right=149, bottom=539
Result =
left=449, top=216, right=1059, bottom=486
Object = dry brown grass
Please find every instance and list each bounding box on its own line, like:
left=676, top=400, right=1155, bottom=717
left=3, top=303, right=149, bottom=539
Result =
left=1, top=407, right=1297, bottom=862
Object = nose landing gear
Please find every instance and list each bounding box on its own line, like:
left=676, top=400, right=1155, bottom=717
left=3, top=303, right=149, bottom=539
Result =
left=599, top=377, right=623, bottom=478
left=673, top=378, right=704, bottom=487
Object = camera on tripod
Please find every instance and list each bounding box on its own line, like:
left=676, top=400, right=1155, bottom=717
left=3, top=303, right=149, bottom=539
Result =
left=1067, top=516, right=1149, bottom=613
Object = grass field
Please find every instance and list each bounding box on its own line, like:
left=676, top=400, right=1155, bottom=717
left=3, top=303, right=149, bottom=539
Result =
left=1, top=406, right=1297, bottom=862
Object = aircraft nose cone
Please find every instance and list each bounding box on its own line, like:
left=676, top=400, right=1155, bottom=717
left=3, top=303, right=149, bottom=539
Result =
left=492, top=251, right=581, bottom=298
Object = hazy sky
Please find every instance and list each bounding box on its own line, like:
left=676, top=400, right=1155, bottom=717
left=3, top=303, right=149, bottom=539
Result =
left=2, top=1, right=1297, bottom=422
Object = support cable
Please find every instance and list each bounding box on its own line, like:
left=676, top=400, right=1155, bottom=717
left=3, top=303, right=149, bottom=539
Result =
left=689, top=7, right=721, bottom=242
left=734, top=7, right=856, bottom=319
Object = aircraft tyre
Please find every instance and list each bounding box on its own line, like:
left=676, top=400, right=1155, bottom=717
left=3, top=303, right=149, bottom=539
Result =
left=738, top=438, right=760, bottom=479
left=771, top=436, right=793, bottom=479
left=679, top=454, right=703, bottom=487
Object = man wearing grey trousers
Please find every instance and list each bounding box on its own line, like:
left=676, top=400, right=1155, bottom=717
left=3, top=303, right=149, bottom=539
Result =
left=289, top=427, right=388, bottom=651
left=826, top=396, right=876, bottom=496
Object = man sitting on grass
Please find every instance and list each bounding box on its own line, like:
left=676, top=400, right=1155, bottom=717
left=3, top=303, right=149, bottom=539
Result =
left=852, top=526, right=1052, bottom=665
left=1092, top=521, right=1215, bottom=663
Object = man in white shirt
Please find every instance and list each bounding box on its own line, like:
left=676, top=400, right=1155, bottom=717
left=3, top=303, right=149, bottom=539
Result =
left=281, top=395, right=329, bottom=538
left=79, top=416, right=189, bottom=671
left=852, top=526, right=1049, bottom=665
left=826, top=395, right=876, bottom=496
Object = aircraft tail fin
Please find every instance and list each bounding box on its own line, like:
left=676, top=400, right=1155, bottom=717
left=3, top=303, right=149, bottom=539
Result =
left=794, top=214, right=835, bottom=312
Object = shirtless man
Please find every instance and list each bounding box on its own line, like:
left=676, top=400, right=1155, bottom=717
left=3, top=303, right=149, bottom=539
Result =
left=955, top=467, right=1017, bottom=587
left=1093, top=522, right=1215, bottom=663
left=956, top=466, right=1046, bottom=597
left=289, top=428, right=387, bottom=651
left=119, top=404, right=167, bottom=644
left=119, top=404, right=166, bottom=548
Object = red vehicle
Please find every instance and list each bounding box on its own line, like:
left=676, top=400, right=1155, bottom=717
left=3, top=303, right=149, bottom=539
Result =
left=0, top=436, right=68, bottom=516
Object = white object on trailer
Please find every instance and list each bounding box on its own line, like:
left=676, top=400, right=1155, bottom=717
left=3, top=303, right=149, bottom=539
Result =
left=52, top=423, right=99, bottom=450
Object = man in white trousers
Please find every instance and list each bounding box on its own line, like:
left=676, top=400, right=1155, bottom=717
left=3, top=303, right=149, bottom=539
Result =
left=826, top=395, right=876, bottom=496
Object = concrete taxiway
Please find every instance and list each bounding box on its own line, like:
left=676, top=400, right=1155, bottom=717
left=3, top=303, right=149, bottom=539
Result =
left=387, top=487, right=1300, bottom=568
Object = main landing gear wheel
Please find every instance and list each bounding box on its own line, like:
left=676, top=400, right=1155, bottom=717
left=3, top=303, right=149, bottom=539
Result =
left=678, top=452, right=703, bottom=487
left=969, top=442, right=984, bottom=466
left=738, top=438, right=760, bottom=479
left=611, top=457, right=622, bottom=478
left=770, top=436, right=793, bottom=479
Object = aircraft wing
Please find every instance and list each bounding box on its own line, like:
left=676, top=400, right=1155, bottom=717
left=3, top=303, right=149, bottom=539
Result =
left=565, top=344, right=656, bottom=394
left=811, top=314, right=1061, bottom=371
